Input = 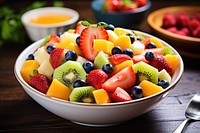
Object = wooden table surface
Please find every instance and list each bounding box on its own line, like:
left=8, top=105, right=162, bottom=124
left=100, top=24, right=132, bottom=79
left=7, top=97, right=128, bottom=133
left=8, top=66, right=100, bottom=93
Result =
left=0, top=0, right=200, bottom=132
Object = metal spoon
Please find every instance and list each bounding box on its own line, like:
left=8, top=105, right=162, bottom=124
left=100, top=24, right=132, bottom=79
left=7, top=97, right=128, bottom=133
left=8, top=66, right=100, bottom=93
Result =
left=173, top=92, right=200, bottom=133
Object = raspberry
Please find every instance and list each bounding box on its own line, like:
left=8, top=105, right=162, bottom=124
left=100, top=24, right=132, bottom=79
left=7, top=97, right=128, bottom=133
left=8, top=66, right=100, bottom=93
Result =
left=180, top=27, right=190, bottom=36
left=162, top=13, right=177, bottom=29
left=176, top=12, right=190, bottom=28
left=188, top=19, right=200, bottom=31
left=192, top=26, right=200, bottom=38
left=166, top=27, right=178, bottom=33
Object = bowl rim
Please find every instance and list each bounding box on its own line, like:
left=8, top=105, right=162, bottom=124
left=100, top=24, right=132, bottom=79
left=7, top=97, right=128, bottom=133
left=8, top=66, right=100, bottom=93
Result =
left=147, top=6, right=200, bottom=43
left=21, top=7, right=79, bottom=28
left=91, top=0, right=151, bottom=15
left=14, top=30, right=184, bottom=107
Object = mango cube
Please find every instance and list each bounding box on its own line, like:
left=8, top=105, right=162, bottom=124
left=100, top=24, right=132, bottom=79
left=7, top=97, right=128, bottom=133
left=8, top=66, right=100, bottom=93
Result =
left=114, top=35, right=132, bottom=50
left=93, top=89, right=111, bottom=104
left=93, top=39, right=114, bottom=55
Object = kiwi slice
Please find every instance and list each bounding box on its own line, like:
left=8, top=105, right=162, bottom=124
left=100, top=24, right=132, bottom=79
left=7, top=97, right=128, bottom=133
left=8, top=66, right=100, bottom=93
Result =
left=162, top=46, right=174, bottom=55
left=53, top=61, right=87, bottom=89
left=94, top=51, right=110, bottom=69
left=132, top=62, right=158, bottom=84
left=69, top=86, right=95, bottom=103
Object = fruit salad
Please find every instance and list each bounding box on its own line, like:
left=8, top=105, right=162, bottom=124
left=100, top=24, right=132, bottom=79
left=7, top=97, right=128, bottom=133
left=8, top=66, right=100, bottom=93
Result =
left=20, top=21, right=180, bottom=104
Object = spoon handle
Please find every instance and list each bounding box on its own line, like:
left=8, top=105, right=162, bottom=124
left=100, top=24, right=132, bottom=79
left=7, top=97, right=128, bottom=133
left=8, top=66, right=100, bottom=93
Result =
left=173, top=118, right=190, bottom=133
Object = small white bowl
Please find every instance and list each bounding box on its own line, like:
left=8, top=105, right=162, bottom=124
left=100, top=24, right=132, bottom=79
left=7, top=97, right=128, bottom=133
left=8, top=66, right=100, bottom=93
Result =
left=21, top=7, right=79, bottom=41
left=14, top=30, right=184, bottom=127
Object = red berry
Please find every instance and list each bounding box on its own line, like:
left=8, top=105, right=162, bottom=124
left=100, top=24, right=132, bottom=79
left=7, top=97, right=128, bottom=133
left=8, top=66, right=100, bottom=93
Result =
left=86, top=69, right=108, bottom=89
left=50, top=48, right=67, bottom=69
left=188, top=19, right=200, bottom=31
left=180, top=27, right=190, bottom=36
left=80, top=26, right=108, bottom=61
left=74, top=23, right=87, bottom=35
left=176, top=12, right=190, bottom=28
left=111, top=87, right=132, bottom=102
left=166, top=27, right=178, bottom=33
left=28, top=74, right=50, bottom=94
left=162, top=13, right=177, bottom=29
left=102, top=66, right=136, bottom=92
left=45, top=34, right=61, bottom=48
left=192, top=26, right=200, bottom=38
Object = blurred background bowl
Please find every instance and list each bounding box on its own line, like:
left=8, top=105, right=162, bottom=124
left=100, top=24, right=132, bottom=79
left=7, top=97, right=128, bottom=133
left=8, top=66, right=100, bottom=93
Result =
left=21, top=7, right=79, bottom=41
left=147, top=6, right=200, bottom=59
left=91, top=0, right=151, bottom=28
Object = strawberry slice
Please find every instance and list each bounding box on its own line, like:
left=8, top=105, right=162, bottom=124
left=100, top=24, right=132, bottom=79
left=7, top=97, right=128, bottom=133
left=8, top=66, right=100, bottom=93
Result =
left=80, top=26, right=108, bottom=61
left=109, top=54, right=132, bottom=65
left=86, top=69, right=108, bottom=89
left=28, top=73, right=50, bottom=94
left=45, top=34, right=61, bottom=48
left=50, top=48, right=67, bottom=69
left=74, top=23, right=87, bottom=35
left=102, top=66, right=136, bottom=92
left=111, top=87, right=132, bottom=102
left=132, top=54, right=149, bottom=64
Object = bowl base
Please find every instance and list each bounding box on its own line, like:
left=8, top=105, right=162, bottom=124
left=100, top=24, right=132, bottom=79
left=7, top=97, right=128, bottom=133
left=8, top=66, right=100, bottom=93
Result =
left=71, top=120, right=120, bottom=127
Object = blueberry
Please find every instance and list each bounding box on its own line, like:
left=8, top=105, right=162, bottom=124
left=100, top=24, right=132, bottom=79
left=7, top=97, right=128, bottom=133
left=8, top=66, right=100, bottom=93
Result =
left=105, top=24, right=115, bottom=31
left=82, top=61, right=94, bottom=73
left=27, top=54, right=34, bottom=60
left=112, top=46, right=122, bottom=55
left=76, top=36, right=80, bottom=46
left=157, top=79, right=169, bottom=89
left=126, top=33, right=135, bottom=44
left=102, top=64, right=113, bottom=74
left=130, top=86, right=143, bottom=99
left=145, top=51, right=154, bottom=61
left=73, top=79, right=87, bottom=88
left=47, top=45, right=56, bottom=54
left=123, top=48, right=134, bottom=58
left=65, top=50, right=77, bottom=61
left=146, top=42, right=157, bottom=49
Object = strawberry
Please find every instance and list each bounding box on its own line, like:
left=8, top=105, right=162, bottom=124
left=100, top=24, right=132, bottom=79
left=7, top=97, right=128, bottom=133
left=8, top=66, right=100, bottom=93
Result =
left=149, top=54, right=173, bottom=76
left=86, top=69, right=108, bottom=89
left=102, top=66, right=136, bottom=92
left=45, top=34, right=61, bottom=48
left=109, top=54, right=132, bottom=65
left=111, top=87, right=132, bottom=102
left=80, top=26, right=108, bottom=61
left=50, top=48, right=67, bottom=69
left=28, top=73, right=50, bottom=94
left=74, top=23, right=87, bottom=35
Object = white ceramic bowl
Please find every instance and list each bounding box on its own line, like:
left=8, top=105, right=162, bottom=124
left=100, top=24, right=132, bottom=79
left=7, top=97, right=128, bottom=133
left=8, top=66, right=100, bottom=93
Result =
left=21, top=7, right=79, bottom=41
left=14, top=31, right=184, bottom=127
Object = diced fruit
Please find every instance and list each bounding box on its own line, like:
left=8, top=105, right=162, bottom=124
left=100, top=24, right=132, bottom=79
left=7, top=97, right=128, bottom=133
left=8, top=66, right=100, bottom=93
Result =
left=158, top=69, right=172, bottom=83
left=114, top=35, right=132, bottom=50
left=76, top=56, right=87, bottom=65
left=102, top=66, right=136, bottom=92
left=74, top=23, right=87, bottom=34
left=93, top=39, right=114, bottom=55
left=69, top=86, right=95, bottom=103
left=132, top=54, right=149, bottom=64
left=47, top=79, right=72, bottom=100
left=79, top=26, right=108, bottom=61
left=164, top=54, right=179, bottom=74
left=50, top=48, right=67, bottom=69
left=149, top=37, right=164, bottom=48
left=107, top=30, right=118, bottom=43
left=86, top=69, right=108, bottom=89
left=44, top=34, right=61, bottom=48
left=93, top=89, right=111, bottom=104
left=28, top=73, right=50, bottom=94
left=109, top=54, right=132, bottom=65
left=94, top=51, right=110, bottom=69
left=111, top=87, right=132, bottom=102
left=114, top=28, right=134, bottom=36
left=34, top=47, right=50, bottom=65
left=37, top=59, right=54, bottom=80
left=53, top=61, right=87, bottom=89
left=132, top=61, right=158, bottom=84
left=58, top=32, right=80, bottom=46
left=139, top=80, right=163, bottom=97
left=56, top=42, right=82, bottom=56
left=20, top=60, right=40, bottom=82
left=131, top=40, right=145, bottom=55
left=143, top=48, right=164, bottom=56
left=112, top=60, right=134, bottom=75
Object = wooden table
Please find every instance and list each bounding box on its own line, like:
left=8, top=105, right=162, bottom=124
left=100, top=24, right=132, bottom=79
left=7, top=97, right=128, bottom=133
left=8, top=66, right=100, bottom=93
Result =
left=0, top=0, right=200, bottom=132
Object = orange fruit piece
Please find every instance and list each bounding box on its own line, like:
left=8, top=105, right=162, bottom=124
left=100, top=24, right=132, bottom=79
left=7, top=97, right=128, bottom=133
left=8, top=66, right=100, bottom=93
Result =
left=93, top=39, right=114, bottom=55
left=164, top=54, right=179, bottom=74
left=93, top=89, right=111, bottom=104
left=139, top=80, right=163, bottom=97
left=114, top=35, right=132, bottom=50
left=150, top=37, right=164, bottom=48
left=47, top=79, right=72, bottom=100
left=112, top=60, right=134, bottom=75
left=20, top=60, right=40, bottom=82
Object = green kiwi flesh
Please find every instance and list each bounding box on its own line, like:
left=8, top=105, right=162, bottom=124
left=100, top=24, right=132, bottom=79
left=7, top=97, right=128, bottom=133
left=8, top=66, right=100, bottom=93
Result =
left=53, top=61, right=87, bottom=89
left=69, top=86, right=95, bottom=103
left=132, top=62, right=158, bottom=84
left=94, top=51, right=110, bottom=69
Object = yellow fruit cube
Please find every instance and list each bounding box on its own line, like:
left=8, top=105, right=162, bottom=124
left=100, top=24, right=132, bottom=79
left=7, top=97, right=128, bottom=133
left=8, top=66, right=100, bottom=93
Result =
left=107, top=30, right=118, bottom=43
left=150, top=37, right=164, bottom=48
left=67, top=29, right=75, bottom=33
left=114, top=28, right=134, bottom=36
left=20, top=60, right=40, bottom=82
left=112, top=60, right=134, bottom=75
left=114, top=35, right=132, bottom=50
left=93, top=39, right=114, bottom=55
left=60, top=32, right=79, bottom=46
left=93, top=89, right=111, bottom=104
left=139, top=80, right=163, bottom=97
left=47, top=79, right=72, bottom=100
left=164, top=54, right=179, bottom=74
